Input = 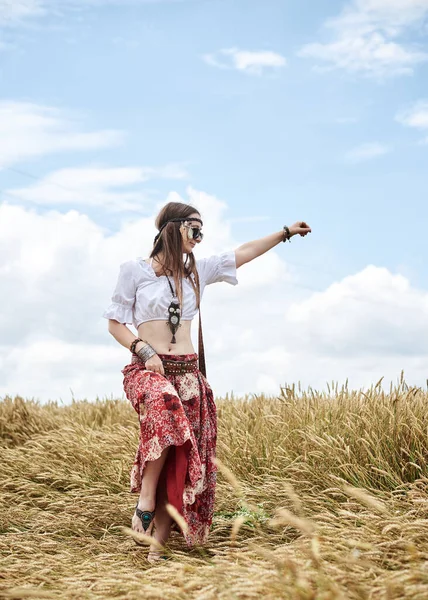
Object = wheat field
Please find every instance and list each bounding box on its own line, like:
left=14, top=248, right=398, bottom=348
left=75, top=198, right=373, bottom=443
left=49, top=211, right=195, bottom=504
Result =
left=1, top=373, right=428, bottom=599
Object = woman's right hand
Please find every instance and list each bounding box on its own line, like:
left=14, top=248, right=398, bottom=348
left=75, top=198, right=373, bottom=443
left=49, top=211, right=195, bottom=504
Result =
left=144, top=353, right=165, bottom=376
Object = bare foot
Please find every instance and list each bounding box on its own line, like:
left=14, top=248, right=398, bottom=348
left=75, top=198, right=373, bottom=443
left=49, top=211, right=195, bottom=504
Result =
left=132, top=498, right=156, bottom=536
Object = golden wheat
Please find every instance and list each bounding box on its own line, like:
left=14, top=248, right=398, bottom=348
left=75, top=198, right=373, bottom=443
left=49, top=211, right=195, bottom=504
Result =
left=1, top=375, right=427, bottom=599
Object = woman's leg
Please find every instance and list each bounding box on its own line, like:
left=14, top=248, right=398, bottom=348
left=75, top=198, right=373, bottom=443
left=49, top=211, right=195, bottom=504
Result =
left=132, top=445, right=170, bottom=534
left=147, top=461, right=173, bottom=561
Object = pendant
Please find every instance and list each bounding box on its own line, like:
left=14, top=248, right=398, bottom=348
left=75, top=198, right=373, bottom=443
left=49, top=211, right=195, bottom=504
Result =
left=167, top=296, right=181, bottom=343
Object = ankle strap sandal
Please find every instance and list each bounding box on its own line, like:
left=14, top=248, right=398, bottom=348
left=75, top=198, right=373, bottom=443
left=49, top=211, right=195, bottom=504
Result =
left=135, top=503, right=156, bottom=532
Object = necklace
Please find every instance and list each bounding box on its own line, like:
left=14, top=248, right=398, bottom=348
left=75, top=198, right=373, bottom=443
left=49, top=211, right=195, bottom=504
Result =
left=164, top=272, right=181, bottom=344
left=151, top=255, right=183, bottom=344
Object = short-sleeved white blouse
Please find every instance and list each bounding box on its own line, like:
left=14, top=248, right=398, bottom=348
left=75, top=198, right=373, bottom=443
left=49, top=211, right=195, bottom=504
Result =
left=102, top=250, right=238, bottom=329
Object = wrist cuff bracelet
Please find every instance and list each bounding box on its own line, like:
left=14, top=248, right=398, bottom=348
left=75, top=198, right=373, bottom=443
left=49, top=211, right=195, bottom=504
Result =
left=137, top=345, right=157, bottom=361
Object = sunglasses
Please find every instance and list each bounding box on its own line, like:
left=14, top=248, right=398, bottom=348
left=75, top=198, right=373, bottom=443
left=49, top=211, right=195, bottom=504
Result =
left=183, top=223, right=204, bottom=241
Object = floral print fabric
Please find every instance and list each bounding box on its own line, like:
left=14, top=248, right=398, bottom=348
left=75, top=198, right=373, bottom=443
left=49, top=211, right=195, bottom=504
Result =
left=121, top=352, right=217, bottom=547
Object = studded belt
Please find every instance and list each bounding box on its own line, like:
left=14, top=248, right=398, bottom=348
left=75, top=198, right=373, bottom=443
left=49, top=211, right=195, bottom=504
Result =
left=161, top=359, right=199, bottom=375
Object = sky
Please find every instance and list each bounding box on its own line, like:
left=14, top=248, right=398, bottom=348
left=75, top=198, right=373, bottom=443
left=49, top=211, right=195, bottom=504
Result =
left=1, top=0, right=428, bottom=403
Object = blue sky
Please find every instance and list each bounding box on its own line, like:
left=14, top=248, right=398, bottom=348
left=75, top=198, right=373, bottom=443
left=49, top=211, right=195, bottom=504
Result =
left=2, top=0, right=428, bottom=286
left=1, top=0, right=428, bottom=401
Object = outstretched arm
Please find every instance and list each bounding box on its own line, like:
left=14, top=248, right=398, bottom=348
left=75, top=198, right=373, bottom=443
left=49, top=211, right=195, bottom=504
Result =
left=235, top=222, right=311, bottom=268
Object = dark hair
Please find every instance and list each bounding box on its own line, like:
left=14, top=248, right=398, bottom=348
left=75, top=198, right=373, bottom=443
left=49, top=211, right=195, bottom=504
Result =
left=150, top=201, right=202, bottom=311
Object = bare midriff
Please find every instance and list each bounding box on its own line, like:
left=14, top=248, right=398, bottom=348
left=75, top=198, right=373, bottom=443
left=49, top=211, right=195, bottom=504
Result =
left=137, top=319, right=195, bottom=355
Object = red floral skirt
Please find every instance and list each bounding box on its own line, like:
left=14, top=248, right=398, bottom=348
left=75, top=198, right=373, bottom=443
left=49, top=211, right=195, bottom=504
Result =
left=121, top=353, right=217, bottom=547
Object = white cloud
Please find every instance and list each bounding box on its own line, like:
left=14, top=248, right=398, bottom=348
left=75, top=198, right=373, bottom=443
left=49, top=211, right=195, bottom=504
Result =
left=396, top=100, right=428, bottom=142
left=0, top=0, right=194, bottom=27
left=0, top=0, right=45, bottom=25
left=285, top=265, right=428, bottom=357
left=1, top=188, right=427, bottom=403
left=344, top=141, right=391, bottom=163
left=347, top=0, right=428, bottom=29
left=6, top=164, right=190, bottom=212
left=203, top=48, right=287, bottom=75
left=298, top=0, right=428, bottom=78
left=0, top=101, right=124, bottom=168
left=396, top=101, right=428, bottom=128
left=0, top=187, right=289, bottom=401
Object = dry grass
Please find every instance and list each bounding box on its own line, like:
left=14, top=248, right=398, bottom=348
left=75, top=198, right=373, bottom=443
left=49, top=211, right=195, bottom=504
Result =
left=1, top=373, right=428, bottom=599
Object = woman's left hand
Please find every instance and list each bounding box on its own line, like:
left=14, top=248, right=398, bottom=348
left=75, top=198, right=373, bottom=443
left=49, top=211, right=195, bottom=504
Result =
left=290, top=221, right=311, bottom=237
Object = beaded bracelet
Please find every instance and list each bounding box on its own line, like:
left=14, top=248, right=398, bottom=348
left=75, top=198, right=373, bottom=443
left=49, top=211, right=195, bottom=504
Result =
left=282, top=225, right=291, bottom=243
left=130, top=338, right=143, bottom=355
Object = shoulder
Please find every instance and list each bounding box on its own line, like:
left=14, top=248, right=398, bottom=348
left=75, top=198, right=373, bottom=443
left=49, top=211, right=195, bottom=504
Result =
left=117, top=258, right=146, bottom=282
left=196, top=250, right=235, bottom=269
left=195, top=250, right=237, bottom=286
left=195, top=253, right=218, bottom=275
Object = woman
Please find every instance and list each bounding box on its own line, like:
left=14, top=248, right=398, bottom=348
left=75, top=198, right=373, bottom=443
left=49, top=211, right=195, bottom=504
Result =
left=103, top=201, right=311, bottom=562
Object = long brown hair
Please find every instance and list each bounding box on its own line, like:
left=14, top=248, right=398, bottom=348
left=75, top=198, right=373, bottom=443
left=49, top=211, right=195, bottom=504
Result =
left=150, top=202, right=202, bottom=311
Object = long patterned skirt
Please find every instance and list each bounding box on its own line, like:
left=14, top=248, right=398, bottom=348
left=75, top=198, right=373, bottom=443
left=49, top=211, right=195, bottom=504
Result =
left=121, top=352, right=217, bottom=547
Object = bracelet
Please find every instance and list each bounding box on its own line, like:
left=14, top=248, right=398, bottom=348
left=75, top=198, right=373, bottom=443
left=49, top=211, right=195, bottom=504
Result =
left=130, top=338, right=143, bottom=354
left=130, top=338, right=157, bottom=360
left=282, top=225, right=291, bottom=243
left=130, top=338, right=144, bottom=354
left=130, top=338, right=158, bottom=362
left=137, top=344, right=157, bottom=362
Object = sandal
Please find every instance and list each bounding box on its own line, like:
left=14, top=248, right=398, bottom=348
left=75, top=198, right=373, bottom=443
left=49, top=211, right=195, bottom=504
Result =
left=147, top=550, right=168, bottom=563
left=134, top=502, right=156, bottom=537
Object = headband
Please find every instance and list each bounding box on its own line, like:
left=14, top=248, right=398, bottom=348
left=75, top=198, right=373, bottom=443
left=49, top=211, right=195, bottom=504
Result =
left=153, top=217, right=203, bottom=245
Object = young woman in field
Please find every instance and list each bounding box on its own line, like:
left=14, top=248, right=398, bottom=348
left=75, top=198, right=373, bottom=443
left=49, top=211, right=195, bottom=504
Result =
left=103, top=201, right=311, bottom=562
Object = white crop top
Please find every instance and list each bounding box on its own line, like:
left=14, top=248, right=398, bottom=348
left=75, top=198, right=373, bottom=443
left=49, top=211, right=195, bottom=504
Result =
left=102, top=250, right=238, bottom=329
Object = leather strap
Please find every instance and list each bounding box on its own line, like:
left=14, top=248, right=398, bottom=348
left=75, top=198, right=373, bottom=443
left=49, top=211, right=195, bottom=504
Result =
left=197, top=278, right=207, bottom=378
